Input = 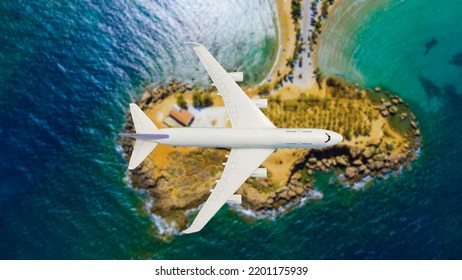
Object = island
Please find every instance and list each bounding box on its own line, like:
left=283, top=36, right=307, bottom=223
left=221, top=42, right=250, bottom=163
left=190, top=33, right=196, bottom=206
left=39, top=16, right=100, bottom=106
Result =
left=120, top=0, right=422, bottom=233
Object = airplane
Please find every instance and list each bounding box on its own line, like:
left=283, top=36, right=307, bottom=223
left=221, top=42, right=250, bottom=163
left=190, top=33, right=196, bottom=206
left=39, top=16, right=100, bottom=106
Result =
left=121, top=43, right=343, bottom=234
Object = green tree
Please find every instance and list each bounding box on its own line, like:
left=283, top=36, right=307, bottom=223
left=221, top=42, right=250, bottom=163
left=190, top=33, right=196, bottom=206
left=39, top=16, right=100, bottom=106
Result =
left=176, top=94, right=187, bottom=109
left=314, top=67, right=325, bottom=89
left=192, top=91, right=203, bottom=108
left=202, top=92, right=213, bottom=107
left=257, top=84, right=270, bottom=96
left=321, top=0, right=329, bottom=18
left=291, top=0, right=302, bottom=23
left=315, top=19, right=322, bottom=31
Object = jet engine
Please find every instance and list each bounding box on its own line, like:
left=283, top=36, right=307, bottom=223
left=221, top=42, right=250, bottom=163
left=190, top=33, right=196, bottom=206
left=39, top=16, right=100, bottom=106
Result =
left=227, top=194, right=242, bottom=205
left=252, top=99, right=268, bottom=109
left=251, top=168, right=267, bottom=178
left=228, top=72, right=243, bottom=82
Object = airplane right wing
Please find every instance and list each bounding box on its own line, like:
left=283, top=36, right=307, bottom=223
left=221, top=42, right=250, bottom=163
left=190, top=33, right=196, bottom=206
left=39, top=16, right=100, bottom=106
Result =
left=189, top=43, right=275, bottom=129
left=183, top=148, right=274, bottom=234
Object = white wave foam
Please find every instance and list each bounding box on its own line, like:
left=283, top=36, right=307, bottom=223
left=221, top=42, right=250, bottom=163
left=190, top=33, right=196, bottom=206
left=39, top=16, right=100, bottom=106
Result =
left=230, top=189, right=323, bottom=220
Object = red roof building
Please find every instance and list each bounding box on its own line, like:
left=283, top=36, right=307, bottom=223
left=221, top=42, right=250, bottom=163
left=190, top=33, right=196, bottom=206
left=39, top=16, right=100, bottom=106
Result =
left=168, top=105, right=194, bottom=126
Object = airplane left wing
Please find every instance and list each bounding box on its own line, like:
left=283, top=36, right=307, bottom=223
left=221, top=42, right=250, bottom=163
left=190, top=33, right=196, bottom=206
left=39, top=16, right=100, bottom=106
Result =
left=189, top=42, right=275, bottom=129
left=183, top=148, right=274, bottom=234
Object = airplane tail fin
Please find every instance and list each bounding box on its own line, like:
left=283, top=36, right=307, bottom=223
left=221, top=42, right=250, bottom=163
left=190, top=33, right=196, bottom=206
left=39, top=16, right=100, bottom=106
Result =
left=126, top=103, right=159, bottom=169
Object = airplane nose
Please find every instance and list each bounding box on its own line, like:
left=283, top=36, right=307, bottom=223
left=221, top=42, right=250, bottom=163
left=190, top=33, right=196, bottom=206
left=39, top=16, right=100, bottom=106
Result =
left=333, top=132, right=343, bottom=144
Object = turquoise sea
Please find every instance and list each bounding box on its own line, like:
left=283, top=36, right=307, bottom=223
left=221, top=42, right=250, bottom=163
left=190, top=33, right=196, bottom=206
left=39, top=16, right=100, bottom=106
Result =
left=1, top=0, right=461, bottom=259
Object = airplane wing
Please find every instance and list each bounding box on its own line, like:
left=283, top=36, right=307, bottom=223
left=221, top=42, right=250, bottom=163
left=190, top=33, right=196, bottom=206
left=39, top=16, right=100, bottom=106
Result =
left=183, top=148, right=274, bottom=234
left=189, top=43, right=275, bottom=129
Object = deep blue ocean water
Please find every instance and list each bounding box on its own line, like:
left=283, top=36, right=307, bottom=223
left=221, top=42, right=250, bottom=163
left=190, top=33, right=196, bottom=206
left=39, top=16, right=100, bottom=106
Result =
left=1, top=0, right=461, bottom=259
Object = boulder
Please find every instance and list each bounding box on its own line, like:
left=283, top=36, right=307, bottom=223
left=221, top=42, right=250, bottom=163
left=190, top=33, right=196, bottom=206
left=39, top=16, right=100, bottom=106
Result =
left=391, top=97, right=400, bottom=104
left=373, top=154, right=384, bottom=161
left=350, top=147, right=364, bottom=158
left=288, top=190, right=297, bottom=199
left=363, top=148, right=374, bottom=159
left=414, top=129, right=421, bottom=136
left=389, top=106, right=398, bottom=115
left=410, top=121, right=418, bottom=129
left=292, top=172, right=302, bottom=180
left=380, top=110, right=389, bottom=117
left=293, top=186, right=305, bottom=196
left=279, top=191, right=290, bottom=201
left=375, top=161, right=385, bottom=169
left=375, top=87, right=381, bottom=92
left=383, top=101, right=392, bottom=108
left=352, top=159, right=362, bottom=166
left=141, top=92, right=152, bottom=104
left=336, top=156, right=348, bottom=166
left=382, top=168, right=391, bottom=174
left=358, top=165, right=367, bottom=173
left=308, top=157, right=317, bottom=164
left=345, top=167, right=358, bottom=178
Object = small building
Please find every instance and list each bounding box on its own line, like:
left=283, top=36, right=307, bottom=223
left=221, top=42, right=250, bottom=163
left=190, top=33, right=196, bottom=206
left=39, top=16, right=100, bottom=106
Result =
left=168, top=105, right=194, bottom=126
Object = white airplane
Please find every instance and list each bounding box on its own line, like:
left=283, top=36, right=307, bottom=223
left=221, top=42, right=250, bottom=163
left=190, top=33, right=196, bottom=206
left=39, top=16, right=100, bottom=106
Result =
left=122, top=43, right=343, bottom=233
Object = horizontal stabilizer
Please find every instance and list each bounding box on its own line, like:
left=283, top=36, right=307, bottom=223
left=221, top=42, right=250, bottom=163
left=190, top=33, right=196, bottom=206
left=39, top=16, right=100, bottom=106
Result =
left=129, top=139, right=157, bottom=169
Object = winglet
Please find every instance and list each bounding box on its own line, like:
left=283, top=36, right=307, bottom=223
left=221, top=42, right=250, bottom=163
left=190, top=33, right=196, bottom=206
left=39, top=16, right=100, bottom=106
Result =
left=185, top=41, right=203, bottom=47
left=182, top=222, right=203, bottom=234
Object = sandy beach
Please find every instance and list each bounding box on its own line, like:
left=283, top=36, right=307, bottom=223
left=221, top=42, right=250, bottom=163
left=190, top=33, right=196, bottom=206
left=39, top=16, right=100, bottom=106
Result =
left=264, top=0, right=297, bottom=85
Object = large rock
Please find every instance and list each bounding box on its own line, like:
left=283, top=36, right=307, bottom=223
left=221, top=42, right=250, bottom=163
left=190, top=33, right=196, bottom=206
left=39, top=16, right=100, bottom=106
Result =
left=279, top=191, right=290, bottom=201
left=336, top=156, right=348, bottom=166
left=288, top=190, right=297, bottom=199
left=373, top=154, right=384, bottom=161
left=291, top=172, right=302, bottom=180
left=352, top=159, right=363, bottom=166
left=141, top=92, right=152, bottom=104
left=308, top=157, right=317, bottom=164
left=345, top=167, right=358, bottom=179
left=363, top=148, right=374, bottom=159
left=375, top=161, right=385, bottom=169
left=389, top=106, right=398, bottom=115
left=374, top=87, right=381, bottom=92
left=350, top=147, right=364, bottom=158
left=293, top=186, right=305, bottom=196
left=400, top=112, right=408, bottom=120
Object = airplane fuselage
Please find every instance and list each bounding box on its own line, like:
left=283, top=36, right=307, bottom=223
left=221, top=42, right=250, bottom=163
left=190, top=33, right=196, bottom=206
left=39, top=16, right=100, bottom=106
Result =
left=137, top=128, right=343, bottom=149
